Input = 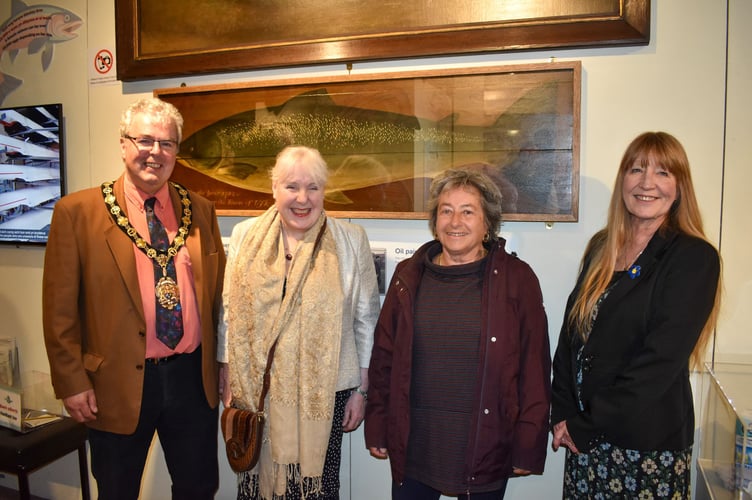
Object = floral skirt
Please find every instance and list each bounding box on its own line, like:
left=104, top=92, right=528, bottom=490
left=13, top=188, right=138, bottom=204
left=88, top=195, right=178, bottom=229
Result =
left=563, top=442, right=692, bottom=499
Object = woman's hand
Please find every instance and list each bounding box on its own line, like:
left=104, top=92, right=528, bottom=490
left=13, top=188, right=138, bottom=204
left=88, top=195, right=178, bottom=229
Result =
left=343, top=368, right=370, bottom=432
left=218, top=362, right=232, bottom=407
left=342, top=389, right=366, bottom=432
left=552, top=420, right=580, bottom=454
left=369, top=447, right=388, bottom=459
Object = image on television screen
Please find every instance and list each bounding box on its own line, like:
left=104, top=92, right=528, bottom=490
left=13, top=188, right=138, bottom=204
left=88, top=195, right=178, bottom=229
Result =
left=0, top=103, right=65, bottom=245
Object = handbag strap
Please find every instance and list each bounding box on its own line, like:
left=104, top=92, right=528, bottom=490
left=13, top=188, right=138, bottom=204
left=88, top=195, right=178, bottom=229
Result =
left=256, top=339, right=277, bottom=412
left=255, top=217, right=328, bottom=413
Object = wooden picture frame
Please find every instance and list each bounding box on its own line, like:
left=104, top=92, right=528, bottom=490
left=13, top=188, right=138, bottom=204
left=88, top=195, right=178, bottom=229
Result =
left=154, top=62, right=580, bottom=221
left=117, top=0, right=647, bottom=81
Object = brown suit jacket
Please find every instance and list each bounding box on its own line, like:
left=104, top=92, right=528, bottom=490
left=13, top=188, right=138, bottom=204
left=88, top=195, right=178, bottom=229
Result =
left=42, top=175, right=226, bottom=434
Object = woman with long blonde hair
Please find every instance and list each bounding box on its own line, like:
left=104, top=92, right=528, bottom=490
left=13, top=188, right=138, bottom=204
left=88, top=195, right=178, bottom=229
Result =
left=551, top=131, right=722, bottom=498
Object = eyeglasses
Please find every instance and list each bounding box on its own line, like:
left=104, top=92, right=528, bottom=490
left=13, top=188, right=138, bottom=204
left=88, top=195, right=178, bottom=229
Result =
left=123, top=135, right=178, bottom=153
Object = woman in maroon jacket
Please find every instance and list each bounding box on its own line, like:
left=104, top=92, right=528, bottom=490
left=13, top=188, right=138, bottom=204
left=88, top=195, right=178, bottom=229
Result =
left=365, top=168, right=551, bottom=499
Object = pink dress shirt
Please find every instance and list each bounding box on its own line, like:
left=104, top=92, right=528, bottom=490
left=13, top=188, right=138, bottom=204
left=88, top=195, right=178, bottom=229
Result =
left=123, top=177, right=201, bottom=359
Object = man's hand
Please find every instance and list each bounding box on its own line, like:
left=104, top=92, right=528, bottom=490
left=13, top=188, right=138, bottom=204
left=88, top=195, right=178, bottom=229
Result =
left=63, top=389, right=98, bottom=423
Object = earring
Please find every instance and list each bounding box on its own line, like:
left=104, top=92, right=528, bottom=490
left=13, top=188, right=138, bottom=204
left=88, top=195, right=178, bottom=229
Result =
left=483, top=233, right=490, bottom=243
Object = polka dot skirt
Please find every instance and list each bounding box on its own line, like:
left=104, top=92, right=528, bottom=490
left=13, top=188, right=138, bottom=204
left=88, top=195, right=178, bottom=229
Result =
left=238, top=390, right=349, bottom=500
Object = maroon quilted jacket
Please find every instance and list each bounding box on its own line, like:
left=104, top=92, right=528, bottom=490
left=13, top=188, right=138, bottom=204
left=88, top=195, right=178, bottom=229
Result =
left=365, top=238, right=551, bottom=487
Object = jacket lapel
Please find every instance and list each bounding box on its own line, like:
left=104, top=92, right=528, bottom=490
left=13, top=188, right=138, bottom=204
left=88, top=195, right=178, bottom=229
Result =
left=171, top=184, right=204, bottom=310
left=104, top=177, right=145, bottom=324
left=591, top=229, right=677, bottom=327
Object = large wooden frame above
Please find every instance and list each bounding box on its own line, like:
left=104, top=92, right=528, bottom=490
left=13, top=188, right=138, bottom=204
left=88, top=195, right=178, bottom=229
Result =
left=117, top=0, right=648, bottom=80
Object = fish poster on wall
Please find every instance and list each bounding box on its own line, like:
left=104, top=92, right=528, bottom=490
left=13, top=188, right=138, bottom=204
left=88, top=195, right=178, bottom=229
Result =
left=156, top=62, right=580, bottom=221
left=0, top=0, right=83, bottom=104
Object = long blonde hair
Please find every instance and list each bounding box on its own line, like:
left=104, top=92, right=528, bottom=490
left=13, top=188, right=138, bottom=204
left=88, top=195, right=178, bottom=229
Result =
left=568, top=132, right=721, bottom=369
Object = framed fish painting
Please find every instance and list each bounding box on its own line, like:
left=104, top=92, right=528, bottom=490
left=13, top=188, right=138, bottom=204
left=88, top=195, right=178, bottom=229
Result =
left=117, top=0, right=647, bottom=81
left=154, top=61, right=581, bottom=221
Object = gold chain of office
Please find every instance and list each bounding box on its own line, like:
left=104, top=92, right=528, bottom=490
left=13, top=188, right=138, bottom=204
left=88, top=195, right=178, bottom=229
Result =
left=101, top=181, right=193, bottom=309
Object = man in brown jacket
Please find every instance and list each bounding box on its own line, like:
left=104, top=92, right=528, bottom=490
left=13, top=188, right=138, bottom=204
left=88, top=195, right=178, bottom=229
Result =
left=43, top=97, right=226, bottom=499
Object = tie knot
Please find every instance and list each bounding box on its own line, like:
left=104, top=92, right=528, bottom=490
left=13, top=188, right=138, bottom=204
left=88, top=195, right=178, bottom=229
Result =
left=145, top=197, right=157, bottom=211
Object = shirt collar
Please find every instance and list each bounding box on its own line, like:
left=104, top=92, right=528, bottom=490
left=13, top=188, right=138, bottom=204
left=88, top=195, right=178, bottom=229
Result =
left=123, top=176, right=171, bottom=212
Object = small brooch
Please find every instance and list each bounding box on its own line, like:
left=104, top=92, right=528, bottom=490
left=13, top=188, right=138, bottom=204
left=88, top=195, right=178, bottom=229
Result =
left=628, top=264, right=641, bottom=279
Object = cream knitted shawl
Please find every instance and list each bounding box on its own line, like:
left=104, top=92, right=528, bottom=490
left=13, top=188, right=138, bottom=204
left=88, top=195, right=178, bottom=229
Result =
left=225, top=207, right=343, bottom=498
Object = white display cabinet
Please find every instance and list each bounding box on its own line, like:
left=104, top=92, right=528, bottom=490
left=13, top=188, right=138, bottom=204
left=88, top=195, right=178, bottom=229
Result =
left=697, top=362, right=752, bottom=499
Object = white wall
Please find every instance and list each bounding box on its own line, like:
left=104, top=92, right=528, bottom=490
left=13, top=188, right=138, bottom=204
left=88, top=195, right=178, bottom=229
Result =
left=716, top=0, right=752, bottom=361
left=0, top=0, right=748, bottom=498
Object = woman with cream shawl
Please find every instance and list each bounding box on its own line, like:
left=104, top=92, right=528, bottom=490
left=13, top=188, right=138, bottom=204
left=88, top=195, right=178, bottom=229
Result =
left=218, top=146, right=380, bottom=499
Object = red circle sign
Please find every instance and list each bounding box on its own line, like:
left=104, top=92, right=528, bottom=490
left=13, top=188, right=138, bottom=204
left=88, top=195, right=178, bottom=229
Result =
left=94, top=49, right=113, bottom=75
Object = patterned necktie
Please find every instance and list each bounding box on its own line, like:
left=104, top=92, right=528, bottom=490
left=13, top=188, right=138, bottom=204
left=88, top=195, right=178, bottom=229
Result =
left=144, top=197, right=183, bottom=349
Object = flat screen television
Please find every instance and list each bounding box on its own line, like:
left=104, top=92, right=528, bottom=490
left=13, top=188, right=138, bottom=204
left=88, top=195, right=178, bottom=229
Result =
left=0, top=103, right=65, bottom=245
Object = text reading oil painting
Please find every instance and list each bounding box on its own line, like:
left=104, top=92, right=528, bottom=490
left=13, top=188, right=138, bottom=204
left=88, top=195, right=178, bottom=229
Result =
left=155, top=62, right=580, bottom=221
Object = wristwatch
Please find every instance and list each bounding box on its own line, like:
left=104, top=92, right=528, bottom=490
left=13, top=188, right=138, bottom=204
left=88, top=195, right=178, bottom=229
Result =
left=353, top=387, right=368, bottom=399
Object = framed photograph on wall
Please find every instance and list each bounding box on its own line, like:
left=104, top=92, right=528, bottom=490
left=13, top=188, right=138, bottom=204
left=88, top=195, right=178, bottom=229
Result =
left=154, top=61, right=581, bottom=221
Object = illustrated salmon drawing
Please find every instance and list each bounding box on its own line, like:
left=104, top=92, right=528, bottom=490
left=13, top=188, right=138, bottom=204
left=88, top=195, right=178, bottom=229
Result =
left=0, top=0, right=83, bottom=104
